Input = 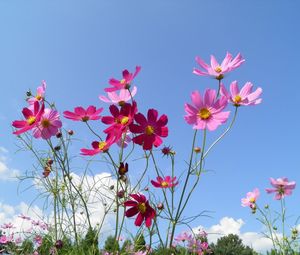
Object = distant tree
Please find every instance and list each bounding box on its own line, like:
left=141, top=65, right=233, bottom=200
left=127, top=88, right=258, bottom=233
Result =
left=210, top=234, right=258, bottom=255
left=103, top=235, right=119, bottom=253
left=134, top=233, right=146, bottom=252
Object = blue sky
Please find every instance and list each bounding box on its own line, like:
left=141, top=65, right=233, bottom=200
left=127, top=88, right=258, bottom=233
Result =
left=1, top=0, right=300, bottom=251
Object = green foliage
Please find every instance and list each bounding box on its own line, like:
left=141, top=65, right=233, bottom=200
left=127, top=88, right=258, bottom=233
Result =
left=104, top=235, right=120, bottom=253
left=134, top=232, right=146, bottom=252
left=210, top=234, right=258, bottom=255
left=80, top=227, right=100, bottom=255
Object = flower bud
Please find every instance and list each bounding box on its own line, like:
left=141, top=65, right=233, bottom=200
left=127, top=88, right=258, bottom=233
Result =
left=117, top=190, right=125, bottom=198
left=26, top=90, right=32, bottom=97
left=55, top=131, right=62, bottom=138
left=47, top=159, right=53, bottom=165
left=68, top=130, right=74, bottom=136
left=55, top=240, right=63, bottom=249
left=144, top=187, right=149, bottom=191
left=264, top=204, right=269, bottom=209
left=54, top=145, right=61, bottom=151
left=109, top=185, right=115, bottom=190
left=194, top=147, right=201, bottom=153
left=118, top=162, right=128, bottom=175
left=157, top=203, right=164, bottom=210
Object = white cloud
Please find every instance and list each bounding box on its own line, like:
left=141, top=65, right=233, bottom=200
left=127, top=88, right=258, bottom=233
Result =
left=0, top=147, right=20, bottom=181
left=194, top=217, right=274, bottom=252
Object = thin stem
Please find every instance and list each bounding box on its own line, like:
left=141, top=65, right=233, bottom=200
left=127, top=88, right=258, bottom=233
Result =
left=203, top=106, right=238, bottom=159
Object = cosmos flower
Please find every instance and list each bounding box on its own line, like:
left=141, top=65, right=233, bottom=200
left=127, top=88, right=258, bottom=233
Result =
left=63, top=106, right=103, bottom=122
left=32, top=108, right=62, bottom=139
left=130, top=108, right=168, bottom=150
left=124, top=193, right=156, bottom=227
left=266, top=177, right=296, bottom=200
left=241, top=188, right=260, bottom=207
left=184, top=89, right=230, bottom=131
left=12, top=101, right=45, bottom=136
left=27, top=80, right=46, bottom=104
left=80, top=135, right=115, bottom=156
left=151, top=176, right=178, bottom=188
left=220, top=81, right=262, bottom=106
left=193, top=52, right=245, bottom=80
left=99, top=86, right=137, bottom=106
left=104, top=66, right=141, bottom=92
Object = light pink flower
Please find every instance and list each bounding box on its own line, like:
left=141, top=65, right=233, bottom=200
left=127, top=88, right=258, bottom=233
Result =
left=105, top=66, right=141, bottom=92
left=184, top=89, right=230, bottom=131
left=34, top=235, right=43, bottom=247
left=99, top=86, right=137, bottom=105
left=0, top=223, right=14, bottom=229
left=18, top=214, right=31, bottom=220
left=32, top=108, right=62, bottom=139
left=174, top=231, right=192, bottom=243
left=220, top=81, right=262, bottom=106
left=116, top=131, right=132, bottom=148
left=151, top=176, right=178, bottom=188
left=0, top=234, right=13, bottom=244
left=63, top=106, right=103, bottom=122
left=12, top=101, right=45, bottom=136
left=193, top=52, right=245, bottom=80
left=27, top=80, right=46, bottom=104
left=266, top=177, right=296, bottom=200
left=241, top=188, right=260, bottom=207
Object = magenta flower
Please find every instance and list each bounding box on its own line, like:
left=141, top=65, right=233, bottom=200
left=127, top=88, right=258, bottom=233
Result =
left=99, top=86, right=137, bottom=106
left=130, top=109, right=168, bottom=150
left=80, top=135, right=114, bottom=156
left=151, top=176, right=178, bottom=188
left=104, top=66, right=141, bottom=92
left=63, top=106, right=103, bottom=122
left=184, top=89, right=230, bottom=131
left=220, top=81, right=262, bottom=106
left=241, top=188, right=260, bottom=207
left=124, top=193, right=156, bottom=227
left=27, top=80, right=46, bottom=104
left=102, top=102, right=137, bottom=142
left=12, top=101, right=45, bottom=136
left=193, top=52, right=245, bottom=80
left=266, top=177, right=296, bottom=200
left=32, top=108, right=62, bottom=139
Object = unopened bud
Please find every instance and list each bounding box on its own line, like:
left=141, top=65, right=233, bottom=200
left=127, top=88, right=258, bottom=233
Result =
left=194, top=147, right=201, bottom=153
left=117, top=190, right=125, bottom=198
left=157, top=203, right=164, bottom=210
left=54, top=145, right=61, bottom=151
left=144, top=187, right=149, bottom=191
left=109, top=185, right=115, bottom=190
left=47, top=159, right=53, bottom=165
left=55, top=131, right=62, bottom=138
left=26, top=90, right=32, bottom=97
left=55, top=240, right=63, bottom=249
left=68, top=130, right=74, bottom=136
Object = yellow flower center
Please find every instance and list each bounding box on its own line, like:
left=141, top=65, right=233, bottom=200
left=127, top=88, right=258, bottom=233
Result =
left=215, top=66, right=222, bottom=73
left=120, top=116, right=129, bottom=125
left=161, top=181, right=169, bottom=188
left=120, top=79, right=126, bottom=84
left=82, top=116, right=89, bottom=122
left=145, top=125, right=154, bottom=135
left=249, top=197, right=255, bottom=203
left=137, top=202, right=146, bottom=214
left=234, top=95, right=242, bottom=104
left=98, top=141, right=107, bottom=150
left=41, top=119, right=50, bottom=128
left=27, top=116, right=36, bottom=125
left=35, top=95, right=42, bottom=100
left=198, top=108, right=211, bottom=120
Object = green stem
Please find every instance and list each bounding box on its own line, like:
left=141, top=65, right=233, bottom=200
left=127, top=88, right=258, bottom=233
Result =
left=203, top=106, right=238, bottom=159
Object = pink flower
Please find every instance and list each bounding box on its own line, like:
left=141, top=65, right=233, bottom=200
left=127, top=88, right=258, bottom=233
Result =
left=32, top=108, right=62, bottom=139
left=124, top=193, right=156, bottom=228
left=174, top=231, right=192, bottom=243
left=18, top=214, right=31, bottom=220
left=0, top=223, right=14, bottom=229
left=0, top=234, right=13, bottom=244
left=12, top=101, right=45, bottom=135
left=151, top=176, right=178, bottom=188
left=241, top=188, right=260, bottom=207
left=27, top=80, right=46, bottom=104
left=116, top=131, right=132, bottom=148
left=104, top=66, right=141, bottom=92
left=99, top=86, right=137, bottom=106
left=34, top=235, right=43, bottom=247
left=266, top=177, right=296, bottom=200
left=129, top=109, right=168, bottom=150
left=193, top=52, right=245, bottom=80
left=63, top=106, right=103, bottom=122
left=220, top=81, right=262, bottom=106
left=184, top=89, right=230, bottom=131
left=102, top=102, right=137, bottom=142
left=80, top=135, right=115, bottom=156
